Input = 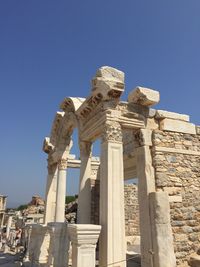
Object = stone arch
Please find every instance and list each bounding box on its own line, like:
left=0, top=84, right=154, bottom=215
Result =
left=43, top=97, right=85, bottom=223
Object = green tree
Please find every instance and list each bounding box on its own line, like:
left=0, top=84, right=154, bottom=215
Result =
left=17, top=204, right=28, bottom=210
left=65, top=195, right=77, bottom=204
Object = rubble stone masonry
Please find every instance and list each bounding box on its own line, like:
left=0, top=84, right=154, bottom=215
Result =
left=91, top=179, right=140, bottom=236
left=152, top=130, right=200, bottom=266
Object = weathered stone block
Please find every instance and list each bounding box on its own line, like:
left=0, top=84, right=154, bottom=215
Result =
left=156, top=110, right=190, bottom=122
left=128, top=86, right=160, bottom=106
left=160, top=118, right=196, bottom=134
left=91, top=66, right=125, bottom=100
left=190, top=254, right=200, bottom=267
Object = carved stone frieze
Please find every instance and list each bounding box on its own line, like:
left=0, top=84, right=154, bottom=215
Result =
left=102, top=121, right=122, bottom=143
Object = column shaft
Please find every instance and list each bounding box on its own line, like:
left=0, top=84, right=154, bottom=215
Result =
left=77, top=141, right=92, bottom=224
left=55, top=159, right=67, bottom=223
left=99, top=122, right=126, bottom=267
left=44, top=166, right=58, bottom=224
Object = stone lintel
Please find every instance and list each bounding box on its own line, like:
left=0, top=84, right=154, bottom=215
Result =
left=128, top=86, right=160, bottom=107
left=156, top=109, right=190, bottom=122
left=68, top=224, right=101, bottom=245
left=160, top=118, right=196, bottom=134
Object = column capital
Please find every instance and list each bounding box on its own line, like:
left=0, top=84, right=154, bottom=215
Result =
left=102, top=121, right=122, bottom=143
left=58, top=158, right=67, bottom=170
left=135, top=129, right=152, bottom=147
left=68, top=224, right=101, bottom=246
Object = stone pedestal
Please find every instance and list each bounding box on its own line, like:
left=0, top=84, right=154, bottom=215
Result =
left=68, top=224, right=101, bottom=267
left=55, top=159, right=67, bottom=222
left=149, top=192, right=176, bottom=267
left=99, top=121, right=126, bottom=267
left=47, top=222, right=69, bottom=267
left=77, top=141, right=92, bottom=224
left=29, top=224, right=50, bottom=267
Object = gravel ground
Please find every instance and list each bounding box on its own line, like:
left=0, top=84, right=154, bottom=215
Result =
left=0, top=251, right=22, bottom=267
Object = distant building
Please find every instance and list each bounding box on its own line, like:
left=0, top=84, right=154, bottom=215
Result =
left=0, top=195, right=7, bottom=227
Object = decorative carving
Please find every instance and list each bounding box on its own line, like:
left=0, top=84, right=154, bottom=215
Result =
left=102, top=121, right=122, bottom=143
left=58, top=159, right=67, bottom=170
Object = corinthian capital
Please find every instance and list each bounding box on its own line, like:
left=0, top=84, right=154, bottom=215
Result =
left=58, top=159, right=67, bottom=170
left=102, top=121, right=122, bottom=143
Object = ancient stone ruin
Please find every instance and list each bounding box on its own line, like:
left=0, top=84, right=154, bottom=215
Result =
left=24, top=66, right=200, bottom=267
left=0, top=195, right=7, bottom=227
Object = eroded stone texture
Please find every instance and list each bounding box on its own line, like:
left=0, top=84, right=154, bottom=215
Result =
left=156, top=110, right=190, bottom=122
left=128, top=86, right=160, bottom=106
left=160, top=118, right=196, bottom=134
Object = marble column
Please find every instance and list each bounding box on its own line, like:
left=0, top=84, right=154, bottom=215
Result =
left=77, top=141, right=92, bottom=224
left=99, top=121, right=126, bottom=267
left=44, top=164, right=58, bottom=224
left=55, top=159, right=67, bottom=222
left=135, top=129, right=155, bottom=267
left=68, top=224, right=101, bottom=267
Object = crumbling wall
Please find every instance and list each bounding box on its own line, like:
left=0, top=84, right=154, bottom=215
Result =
left=152, top=130, right=200, bottom=266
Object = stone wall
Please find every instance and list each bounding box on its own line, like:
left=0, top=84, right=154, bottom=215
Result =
left=124, top=184, right=139, bottom=236
left=152, top=130, right=200, bottom=266
left=91, top=180, right=140, bottom=236
left=90, top=179, right=100, bottom=225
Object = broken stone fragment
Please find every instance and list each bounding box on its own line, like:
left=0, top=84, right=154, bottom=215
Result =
left=95, top=66, right=124, bottom=82
left=91, top=66, right=125, bottom=100
left=128, top=86, right=160, bottom=106
left=189, top=253, right=200, bottom=267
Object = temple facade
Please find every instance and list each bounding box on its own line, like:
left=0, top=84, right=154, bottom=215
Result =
left=25, top=66, right=200, bottom=267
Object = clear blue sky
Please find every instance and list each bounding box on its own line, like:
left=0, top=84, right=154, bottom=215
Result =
left=0, top=0, right=199, bottom=207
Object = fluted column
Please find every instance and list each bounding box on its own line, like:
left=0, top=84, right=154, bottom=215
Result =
left=99, top=121, right=126, bottom=267
left=55, top=159, right=67, bottom=222
left=44, top=164, right=58, bottom=224
left=77, top=141, right=92, bottom=224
